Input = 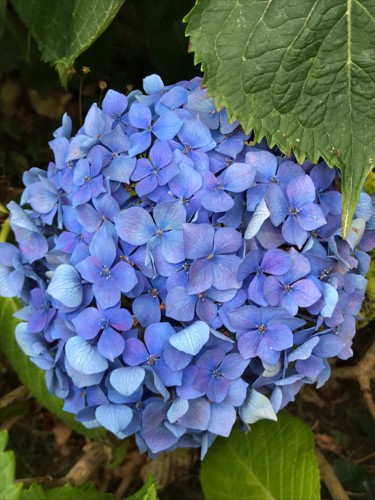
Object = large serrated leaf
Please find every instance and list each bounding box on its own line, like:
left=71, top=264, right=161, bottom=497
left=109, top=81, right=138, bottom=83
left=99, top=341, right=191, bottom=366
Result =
left=10, top=0, right=125, bottom=86
left=0, top=297, right=106, bottom=440
left=185, top=0, right=375, bottom=237
left=200, top=413, right=320, bottom=500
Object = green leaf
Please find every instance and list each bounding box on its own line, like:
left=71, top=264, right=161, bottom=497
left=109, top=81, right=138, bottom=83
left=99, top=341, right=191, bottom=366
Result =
left=0, top=430, right=22, bottom=500
left=125, top=475, right=158, bottom=500
left=21, top=482, right=115, bottom=500
left=10, top=0, right=125, bottom=86
left=200, top=413, right=320, bottom=500
left=185, top=0, right=375, bottom=237
left=0, top=297, right=106, bottom=440
left=0, top=0, right=7, bottom=37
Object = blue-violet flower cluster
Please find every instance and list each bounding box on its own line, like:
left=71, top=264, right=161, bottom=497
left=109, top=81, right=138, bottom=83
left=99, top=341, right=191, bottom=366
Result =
left=1, top=74, right=374, bottom=458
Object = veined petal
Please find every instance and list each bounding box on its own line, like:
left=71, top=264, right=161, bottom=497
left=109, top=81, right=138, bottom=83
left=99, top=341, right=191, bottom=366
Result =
left=169, top=321, right=210, bottom=355
left=65, top=336, right=108, bottom=374
left=110, top=367, right=145, bottom=396
left=96, top=404, right=132, bottom=434
left=47, top=265, right=83, bottom=308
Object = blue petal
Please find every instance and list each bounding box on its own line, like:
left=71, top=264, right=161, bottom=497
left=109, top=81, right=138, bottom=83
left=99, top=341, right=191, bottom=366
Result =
left=143, top=74, right=164, bottom=94
left=47, top=264, right=83, bottom=308
left=103, top=155, right=136, bottom=183
left=167, top=398, right=189, bottom=423
left=115, top=207, right=156, bottom=246
left=169, top=321, right=210, bottom=355
left=133, top=293, right=161, bottom=327
left=110, top=367, right=145, bottom=396
left=95, top=403, right=133, bottom=434
left=65, top=336, right=108, bottom=374
left=207, top=403, right=236, bottom=437
left=239, top=389, right=277, bottom=424
left=245, top=199, right=270, bottom=240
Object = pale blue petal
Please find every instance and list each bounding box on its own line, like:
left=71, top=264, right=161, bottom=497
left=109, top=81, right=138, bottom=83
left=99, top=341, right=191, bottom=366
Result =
left=169, top=321, right=210, bottom=355
left=65, top=336, right=108, bottom=374
left=110, top=367, right=145, bottom=396
left=239, top=389, right=277, bottom=424
left=47, top=264, right=83, bottom=308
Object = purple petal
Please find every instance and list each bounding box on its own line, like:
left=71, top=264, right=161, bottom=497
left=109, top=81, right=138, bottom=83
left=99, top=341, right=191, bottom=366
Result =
left=123, top=338, right=149, bottom=366
left=98, top=327, right=125, bottom=361
left=213, top=227, right=242, bottom=254
left=266, top=183, right=288, bottom=226
left=133, top=293, right=161, bottom=327
left=207, top=403, right=236, bottom=436
left=184, top=224, right=214, bottom=259
left=103, top=155, right=136, bottom=183
left=153, top=200, right=186, bottom=231
left=128, top=130, right=151, bottom=156
left=93, top=277, right=120, bottom=309
left=247, top=273, right=268, bottom=306
left=165, top=286, right=196, bottom=321
left=109, top=308, right=133, bottom=331
left=129, top=103, right=151, bottom=129
left=111, top=261, right=138, bottom=293
left=263, top=276, right=283, bottom=306
left=222, top=162, right=256, bottom=192
left=76, top=256, right=101, bottom=283
left=201, top=190, right=234, bottom=212
left=298, top=203, right=327, bottom=230
left=89, top=231, right=116, bottom=267
left=265, top=324, right=293, bottom=350
left=186, top=259, right=213, bottom=294
left=212, top=255, right=242, bottom=290
left=145, top=322, right=175, bottom=356
left=135, top=175, right=159, bottom=197
left=102, top=89, right=128, bottom=118
left=262, top=248, right=291, bottom=275
left=282, top=215, right=308, bottom=249
left=292, top=279, right=321, bottom=307
left=179, top=398, right=211, bottom=431
left=220, top=353, right=249, bottom=379
left=72, top=307, right=101, bottom=339
left=207, top=376, right=229, bottom=403
left=115, top=207, right=156, bottom=245
left=287, top=174, right=316, bottom=207
left=162, top=230, right=185, bottom=264
left=153, top=111, right=183, bottom=141
left=247, top=150, right=277, bottom=182
left=237, top=330, right=261, bottom=359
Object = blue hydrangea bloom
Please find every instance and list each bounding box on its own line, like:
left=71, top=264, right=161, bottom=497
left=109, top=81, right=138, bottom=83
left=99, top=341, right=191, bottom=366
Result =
left=1, top=74, right=374, bottom=459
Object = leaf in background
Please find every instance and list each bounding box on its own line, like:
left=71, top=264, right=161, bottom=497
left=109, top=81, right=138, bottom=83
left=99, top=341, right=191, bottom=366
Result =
left=200, top=413, right=320, bottom=500
left=185, top=0, right=375, bottom=237
left=125, top=475, right=158, bottom=500
left=21, top=482, right=116, bottom=500
left=10, top=0, right=125, bottom=86
left=0, top=0, right=7, bottom=37
left=0, top=430, right=22, bottom=500
left=0, top=297, right=106, bottom=440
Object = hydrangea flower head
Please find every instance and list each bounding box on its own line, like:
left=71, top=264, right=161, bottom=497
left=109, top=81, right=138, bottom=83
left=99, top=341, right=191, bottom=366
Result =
left=1, top=74, right=374, bottom=458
